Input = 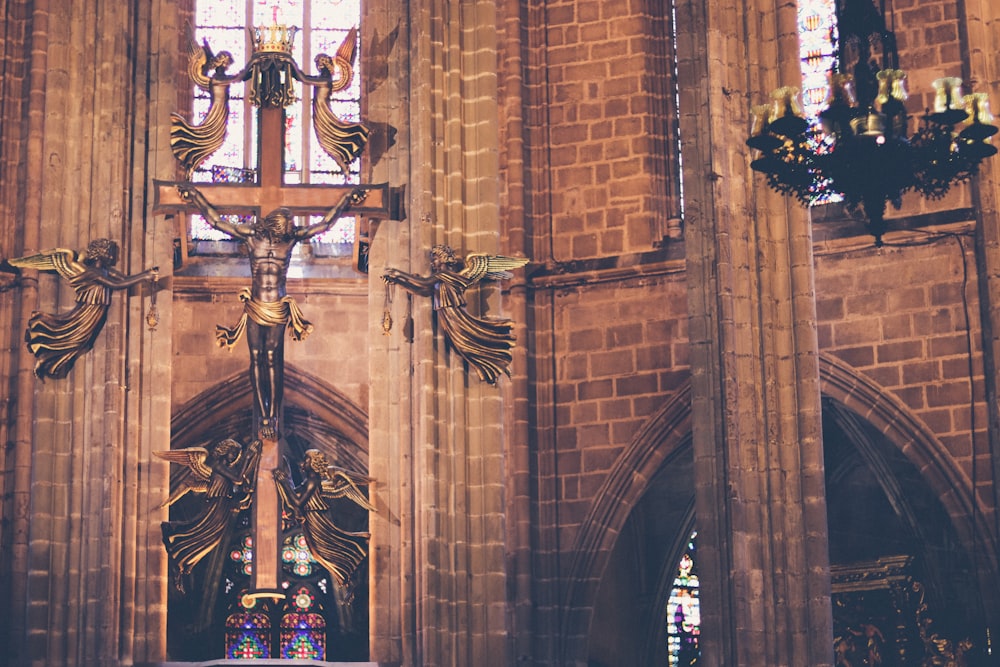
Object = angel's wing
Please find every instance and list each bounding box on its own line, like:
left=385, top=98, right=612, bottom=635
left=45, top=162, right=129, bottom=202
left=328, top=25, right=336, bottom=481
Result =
left=154, top=447, right=213, bottom=481
left=461, top=253, right=529, bottom=284
left=187, top=40, right=212, bottom=92
left=320, top=467, right=376, bottom=511
left=171, top=42, right=231, bottom=177
left=331, top=26, right=358, bottom=91
left=8, top=248, right=86, bottom=280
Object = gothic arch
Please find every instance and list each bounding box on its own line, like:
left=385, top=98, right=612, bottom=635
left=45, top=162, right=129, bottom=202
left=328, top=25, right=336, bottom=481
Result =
left=562, top=384, right=693, bottom=666
left=568, top=354, right=997, bottom=665
left=818, top=352, right=999, bottom=618
left=171, top=364, right=369, bottom=467
left=165, top=365, right=371, bottom=660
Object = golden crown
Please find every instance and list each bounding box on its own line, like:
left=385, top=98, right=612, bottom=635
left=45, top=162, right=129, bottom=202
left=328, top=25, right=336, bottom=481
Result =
left=250, top=24, right=298, bottom=53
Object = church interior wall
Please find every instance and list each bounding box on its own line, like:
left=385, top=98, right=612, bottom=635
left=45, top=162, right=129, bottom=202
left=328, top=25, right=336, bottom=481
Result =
left=170, top=275, right=371, bottom=411
left=814, top=234, right=989, bottom=487
left=0, top=0, right=998, bottom=663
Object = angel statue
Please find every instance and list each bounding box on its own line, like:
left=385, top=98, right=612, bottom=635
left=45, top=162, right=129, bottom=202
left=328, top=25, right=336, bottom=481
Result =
left=7, top=239, right=158, bottom=380
left=313, top=28, right=371, bottom=175
left=381, top=245, right=529, bottom=384
left=170, top=41, right=235, bottom=178
left=272, top=449, right=374, bottom=587
left=157, top=438, right=261, bottom=589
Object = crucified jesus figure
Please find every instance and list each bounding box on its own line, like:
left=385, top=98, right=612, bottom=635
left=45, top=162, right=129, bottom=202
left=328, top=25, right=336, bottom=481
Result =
left=178, top=184, right=366, bottom=438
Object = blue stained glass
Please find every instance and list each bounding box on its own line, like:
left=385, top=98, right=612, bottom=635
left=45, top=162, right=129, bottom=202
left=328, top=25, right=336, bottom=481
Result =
left=228, top=632, right=269, bottom=659
left=226, top=611, right=271, bottom=659
left=280, top=612, right=326, bottom=659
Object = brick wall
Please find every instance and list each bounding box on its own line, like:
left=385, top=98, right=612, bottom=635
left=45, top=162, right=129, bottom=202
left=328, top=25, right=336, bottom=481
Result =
left=815, top=236, right=987, bottom=475
left=542, top=0, right=676, bottom=260
left=539, top=270, right=690, bottom=549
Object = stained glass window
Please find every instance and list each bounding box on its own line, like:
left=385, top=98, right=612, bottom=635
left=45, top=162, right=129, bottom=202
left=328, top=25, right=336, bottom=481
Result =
left=283, top=532, right=319, bottom=577
left=226, top=611, right=272, bottom=659
left=280, top=588, right=326, bottom=659
left=190, top=0, right=362, bottom=248
left=666, top=531, right=700, bottom=667
left=230, top=533, right=254, bottom=576
left=798, top=0, right=838, bottom=120
left=798, top=0, right=840, bottom=203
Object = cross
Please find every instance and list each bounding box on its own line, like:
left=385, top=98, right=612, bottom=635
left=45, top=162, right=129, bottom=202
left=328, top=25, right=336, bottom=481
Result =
left=155, top=101, right=388, bottom=602
left=154, top=108, right=391, bottom=260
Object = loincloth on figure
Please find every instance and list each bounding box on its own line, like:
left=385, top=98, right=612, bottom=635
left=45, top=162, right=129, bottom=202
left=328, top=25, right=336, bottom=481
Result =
left=215, top=287, right=314, bottom=348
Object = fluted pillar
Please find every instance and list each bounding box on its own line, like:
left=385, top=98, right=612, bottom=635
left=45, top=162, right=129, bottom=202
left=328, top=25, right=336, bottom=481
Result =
left=676, top=0, right=833, bottom=664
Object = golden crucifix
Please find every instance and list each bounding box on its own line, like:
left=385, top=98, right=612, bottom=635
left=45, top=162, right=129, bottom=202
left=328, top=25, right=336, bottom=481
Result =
left=156, top=24, right=383, bottom=603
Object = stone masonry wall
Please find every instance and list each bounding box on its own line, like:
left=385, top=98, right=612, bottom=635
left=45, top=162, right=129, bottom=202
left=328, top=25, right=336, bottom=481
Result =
left=542, top=0, right=675, bottom=260
left=815, top=235, right=991, bottom=508
left=171, top=275, right=370, bottom=413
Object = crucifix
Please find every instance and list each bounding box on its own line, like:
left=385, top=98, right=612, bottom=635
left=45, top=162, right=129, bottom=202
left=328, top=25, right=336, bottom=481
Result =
left=156, top=24, right=386, bottom=603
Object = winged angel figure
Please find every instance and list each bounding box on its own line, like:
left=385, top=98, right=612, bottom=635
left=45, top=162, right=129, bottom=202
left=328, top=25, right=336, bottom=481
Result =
left=382, top=245, right=529, bottom=384
left=170, top=41, right=235, bottom=178
left=273, top=449, right=374, bottom=587
left=156, top=438, right=261, bottom=586
left=7, top=239, right=158, bottom=379
left=170, top=30, right=366, bottom=179
left=313, top=27, right=372, bottom=175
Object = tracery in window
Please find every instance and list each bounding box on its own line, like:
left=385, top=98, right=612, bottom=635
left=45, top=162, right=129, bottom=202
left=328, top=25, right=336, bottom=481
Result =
left=280, top=586, right=327, bottom=658
left=666, top=530, right=700, bottom=667
left=190, top=0, right=362, bottom=253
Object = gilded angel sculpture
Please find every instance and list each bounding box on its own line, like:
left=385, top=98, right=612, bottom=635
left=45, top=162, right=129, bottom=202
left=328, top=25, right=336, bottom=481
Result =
left=312, top=28, right=371, bottom=174
left=382, top=245, right=529, bottom=384
left=7, top=239, right=158, bottom=379
left=170, top=42, right=235, bottom=178
left=272, top=449, right=374, bottom=587
left=157, top=438, right=261, bottom=586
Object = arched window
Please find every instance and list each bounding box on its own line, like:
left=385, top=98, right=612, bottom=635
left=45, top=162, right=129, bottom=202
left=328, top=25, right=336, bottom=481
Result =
left=188, top=0, right=363, bottom=254
left=666, top=530, right=700, bottom=666
left=225, top=609, right=272, bottom=659
left=280, top=586, right=327, bottom=658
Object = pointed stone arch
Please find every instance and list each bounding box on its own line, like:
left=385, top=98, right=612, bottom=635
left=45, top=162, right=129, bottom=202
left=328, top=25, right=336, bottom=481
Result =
left=818, top=352, right=999, bottom=618
left=566, top=353, right=998, bottom=665
left=165, top=364, right=370, bottom=660
left=562, top=384, right=693, bottom=666
left=170, top=363, right=369, bottom=466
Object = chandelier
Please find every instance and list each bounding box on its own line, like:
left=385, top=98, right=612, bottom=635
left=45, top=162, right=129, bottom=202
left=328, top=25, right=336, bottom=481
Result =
left=746, top=0, right=998, bottom=245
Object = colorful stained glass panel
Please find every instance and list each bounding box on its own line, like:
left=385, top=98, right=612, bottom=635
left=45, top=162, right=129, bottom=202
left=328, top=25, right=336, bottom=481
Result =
left=666, top=531, right=700, bottom=667
left=190, top=0, right=362, bottom=248
left=280, top=612, right=326, bottom=659
left=798, top=0, right=838, bottom=120
left=226, top=611, right=271, bottom=659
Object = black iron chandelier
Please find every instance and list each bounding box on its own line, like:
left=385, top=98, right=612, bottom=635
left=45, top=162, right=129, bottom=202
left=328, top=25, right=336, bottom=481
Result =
left=746, top=0, right=998, bottom=245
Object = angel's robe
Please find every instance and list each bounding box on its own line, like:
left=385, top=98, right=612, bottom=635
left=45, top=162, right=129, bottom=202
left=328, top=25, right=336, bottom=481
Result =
left=24, top=271, right=112, bottom=379
left=161, top=449, right=258, bottom=578
left=275, top=477, right=370, bottom=587
left=433, top=269, right=516, bottom=385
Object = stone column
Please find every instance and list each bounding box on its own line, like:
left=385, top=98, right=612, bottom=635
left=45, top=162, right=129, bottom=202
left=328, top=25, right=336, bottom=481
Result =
left=1, top=2, right=176, bottom=664
left=370, top=0, right=511, bottom=665
left=963, top=0, right=1000, bottom=626
left=675, top=0, right=833, bottom=664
